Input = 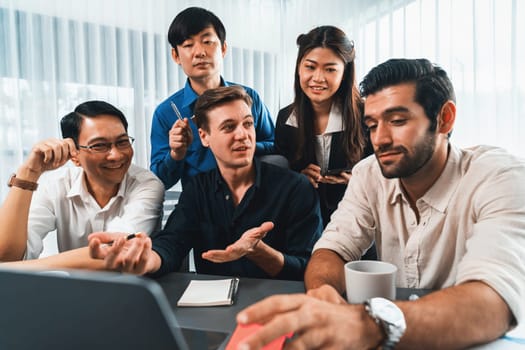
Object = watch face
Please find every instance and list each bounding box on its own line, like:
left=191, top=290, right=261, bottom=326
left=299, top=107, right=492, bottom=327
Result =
left=370, top=297, right=405, bottom=325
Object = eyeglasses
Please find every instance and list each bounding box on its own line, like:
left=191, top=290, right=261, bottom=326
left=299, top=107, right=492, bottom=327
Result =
left=78, top=136, right=135, bottom=153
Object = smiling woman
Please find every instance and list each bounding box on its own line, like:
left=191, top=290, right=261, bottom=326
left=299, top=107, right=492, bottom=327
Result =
left=275, top=25, right=372, bottom=230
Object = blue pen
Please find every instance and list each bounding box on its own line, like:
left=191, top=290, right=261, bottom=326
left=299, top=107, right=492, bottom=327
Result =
left=502, top=335, right=525, bottom=345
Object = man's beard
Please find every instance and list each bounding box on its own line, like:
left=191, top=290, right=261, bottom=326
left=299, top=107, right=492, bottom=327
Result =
left=375, top=131, right=437, bottom=179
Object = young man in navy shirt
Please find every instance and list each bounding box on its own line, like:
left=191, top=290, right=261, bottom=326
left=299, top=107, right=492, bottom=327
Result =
left=90, top=86, right=321, bottom=280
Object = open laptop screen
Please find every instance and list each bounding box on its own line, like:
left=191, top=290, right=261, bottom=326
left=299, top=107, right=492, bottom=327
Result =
left=0, top=269, right=229, bottom=350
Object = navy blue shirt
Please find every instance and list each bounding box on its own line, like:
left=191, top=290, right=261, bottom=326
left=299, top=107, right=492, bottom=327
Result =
left=151, top=159, right=322, bottom=280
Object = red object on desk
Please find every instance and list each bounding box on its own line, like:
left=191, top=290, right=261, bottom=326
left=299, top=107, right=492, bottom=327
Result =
left=226, top=323, right=293, bottom=350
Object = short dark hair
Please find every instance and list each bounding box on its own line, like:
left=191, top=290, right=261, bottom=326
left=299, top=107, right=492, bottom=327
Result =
left=360, top=58, right=456, bottom=132
left=60, top=100, right=128, bottom=146
left=193, top=86, right=252, bottom=132
left=168, top=7, right=226, bottom=50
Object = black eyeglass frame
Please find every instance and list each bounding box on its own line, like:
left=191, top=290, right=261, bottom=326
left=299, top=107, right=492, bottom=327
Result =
left=77, top=136, right=135, bottom=153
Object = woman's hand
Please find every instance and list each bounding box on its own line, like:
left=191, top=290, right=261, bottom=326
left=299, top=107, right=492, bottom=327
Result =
left=300, top=164, right=322, bottom=188
left=319, top=170, right=351, bottom=184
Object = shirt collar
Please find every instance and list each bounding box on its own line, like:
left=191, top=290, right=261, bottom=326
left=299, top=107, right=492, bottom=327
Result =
left=388, top=144, right=461, bottom=213
left=212, top=159, right=261, bottom=193
left=182, top=77, right=227, bottom=110
left=66, top=169, right=89, bottom=199
left=213, top=168, right=224, bottom=193
left=115, top=172, right=129, bottom=198
left=285, top=103, right=344, bottom=134
left=284, top=110, right=298, bottom=127
left=324, top=104, right=344, bottom=134
left=66, top=168, right=126, bottom=203
left=420, top=144, right=462, bottom=213
left=253, top=157, right=263, bottom=189
left=389, top=180, right=405, bottom=206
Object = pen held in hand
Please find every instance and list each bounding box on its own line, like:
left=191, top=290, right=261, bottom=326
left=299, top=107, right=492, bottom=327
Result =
left=170, top=101, right=184, bottom=121
left=104, top=233, right=137, bottom=247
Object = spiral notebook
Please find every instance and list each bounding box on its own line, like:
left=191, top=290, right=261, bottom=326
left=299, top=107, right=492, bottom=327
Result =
left=177, top=278, right=240, bottom=307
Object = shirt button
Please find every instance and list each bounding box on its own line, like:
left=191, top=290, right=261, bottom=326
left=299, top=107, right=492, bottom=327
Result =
left=225, top=194, right=230, bottom=200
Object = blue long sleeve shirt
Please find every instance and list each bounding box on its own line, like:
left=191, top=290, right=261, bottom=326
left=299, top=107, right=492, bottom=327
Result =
left=150, top=78, right=275, bottom=189
left=150, top=159, right=323, bottom=280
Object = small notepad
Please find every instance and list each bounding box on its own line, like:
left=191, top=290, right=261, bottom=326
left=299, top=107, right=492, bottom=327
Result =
left=226, top=323, right=293, bottom=350
left=177, top=278, right=239, bottom=307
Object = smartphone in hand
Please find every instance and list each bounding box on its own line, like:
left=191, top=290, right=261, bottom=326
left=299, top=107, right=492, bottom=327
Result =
left=322, top=167, right=353, bottom=176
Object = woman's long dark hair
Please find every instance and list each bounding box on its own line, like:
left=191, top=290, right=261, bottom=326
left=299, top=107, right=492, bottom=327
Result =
left=292, top=25, right=365, bottom=166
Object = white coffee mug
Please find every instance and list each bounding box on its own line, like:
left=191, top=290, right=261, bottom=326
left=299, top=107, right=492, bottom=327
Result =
left=344, top=260, right=397, bottom=304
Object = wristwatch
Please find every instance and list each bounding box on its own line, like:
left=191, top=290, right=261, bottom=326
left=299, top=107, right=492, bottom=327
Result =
left=364, top=297, right=406, bottom=350
left=7, top=173, right=38, bottom=191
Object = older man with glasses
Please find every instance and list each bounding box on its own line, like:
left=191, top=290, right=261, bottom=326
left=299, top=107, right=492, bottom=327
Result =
left=0, top=100, right=164, bottom=270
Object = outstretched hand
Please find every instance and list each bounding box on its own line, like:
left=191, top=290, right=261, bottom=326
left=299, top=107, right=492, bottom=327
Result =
left=202, top=221, right=274, bottom=263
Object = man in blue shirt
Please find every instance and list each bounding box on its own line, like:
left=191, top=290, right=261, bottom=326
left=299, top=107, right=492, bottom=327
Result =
left=150, top=7, right=275, bottom=189
left=89, top=86, right=322, bottom=280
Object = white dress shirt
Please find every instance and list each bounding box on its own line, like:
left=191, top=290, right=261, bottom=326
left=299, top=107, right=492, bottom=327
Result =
left=285, top=104, right=344, bottom=174
left=314, top=145, right=525, bottom=322
left=25, top=164, right=165, bottom=259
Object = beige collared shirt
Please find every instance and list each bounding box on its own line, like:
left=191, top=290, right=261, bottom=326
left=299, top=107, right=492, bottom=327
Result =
left=26, top=164, right=164, bottom=259
left=314, top=145, right=525, bottom=321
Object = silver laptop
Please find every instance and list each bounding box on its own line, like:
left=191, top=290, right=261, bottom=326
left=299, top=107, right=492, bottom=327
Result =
left=0, top=268, right=229, bottom=350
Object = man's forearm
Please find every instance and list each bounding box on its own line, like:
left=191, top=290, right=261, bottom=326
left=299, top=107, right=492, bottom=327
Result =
left=246, top=241, right=285, bottom=277
left=2, top=247, right=106, bottom=270
left=304, top=249, right=346, bottom=293
left=0, top=164, right=45, bottom=261
left=0, top=186, right=36, bottom=261
left=0, top=190, right=32, bottom=260
left=397, top=281, right=512, bottom=349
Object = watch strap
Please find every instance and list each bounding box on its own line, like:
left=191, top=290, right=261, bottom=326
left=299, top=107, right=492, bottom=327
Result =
left=364, top=300, right=388, bottom=348
left=7, top=173, right=38, bottom=191
left=364, top=298, right=405, bottom=350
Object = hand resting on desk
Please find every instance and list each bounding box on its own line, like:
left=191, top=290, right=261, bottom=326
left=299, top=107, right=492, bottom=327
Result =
left=236, top=287, right=382, bottom=350
left=306, top=284, right=347, bottom=304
